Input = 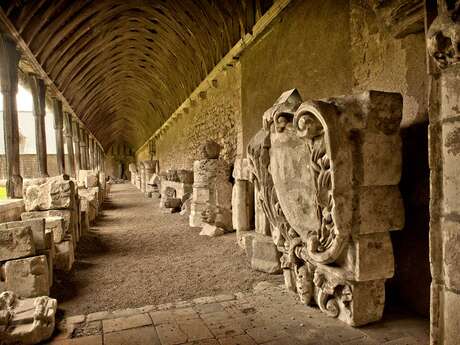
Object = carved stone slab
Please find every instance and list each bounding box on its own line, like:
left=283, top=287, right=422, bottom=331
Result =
left=247, top=89, right=404, bottom=326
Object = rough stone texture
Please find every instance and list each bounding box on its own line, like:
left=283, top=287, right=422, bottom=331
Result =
left=24, top=178, right=75, bottom=212
left=154, top=64, right=240, bottom=170
left=0, top=226, right=35, bottom=261
left=3, top=255, right=50, bottom=297
left=0, top=291, right=57, bottom=345
left=0, top=199, right=25, bottom=224
left=45, top=216, right=66, bottom=243
left=54, top=240, right=75, bottom=272
left=250, top=234, right=281, bottom=274
left=0, top=218, right=46, bottom=251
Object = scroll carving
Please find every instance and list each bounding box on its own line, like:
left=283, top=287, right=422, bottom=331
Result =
left=247, top=89, right=404, bottom=326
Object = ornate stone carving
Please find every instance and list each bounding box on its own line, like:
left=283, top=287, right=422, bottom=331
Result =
left=427, top=5, right=460, bottom=68
left=247, top=89, right=404, bottom=326
left=0, top=291, right=57, bottom=345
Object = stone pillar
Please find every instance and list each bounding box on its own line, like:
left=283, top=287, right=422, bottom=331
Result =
left=29, top=74, right=48, bottom=177
left=79, top=126, right=88, bottom=170
left=88, top=136, right=94, bottom=170
left=63, top=112, right=75, bottom=177
left=427, top=7, right=460, bottom=345
left=0, top=34, right=22, bottom=198
left=52, top=98, right=65, bottom=175
left=72, top=119, right=81, bottom=174
left=232, top=158, right=254, bottom=248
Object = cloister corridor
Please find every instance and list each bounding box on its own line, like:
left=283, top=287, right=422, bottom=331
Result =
left=43, top=183, right=429, bottom=345
left=52, top=183, right=276, bottom=316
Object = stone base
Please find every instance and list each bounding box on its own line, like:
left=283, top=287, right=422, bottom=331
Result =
left=242, top=233, right=281, bottom=274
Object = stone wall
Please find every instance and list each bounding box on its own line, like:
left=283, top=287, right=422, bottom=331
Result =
left=154, top=64, right=241, bottom=171
left=238, top=0, right=430, bottom=316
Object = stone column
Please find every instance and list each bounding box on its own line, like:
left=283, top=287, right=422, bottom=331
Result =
left=63, top=112, right=75, bottom=177
left=79, top=126, right=88, bottom=170
left=72, top=119, right=81, bottom=173
left=29, top=74, right=48, bottom=177
left=232, top=158, right=253, bottom=248
left=0, top=34, right=22, bottom=198
left=52, top=98, right=65, bottom=175
left=88, top=136, right=94, bottom=170
left=427, top=7, right=460, bottom=345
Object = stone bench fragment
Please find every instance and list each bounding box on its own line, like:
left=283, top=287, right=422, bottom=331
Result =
left=0, top=226, right=35, bottom=262
left=24, top=177, right=74, bottom=212
left=0, top=291, right=57, bottom=345
left=44, top=216, right=65, bottom=243
left=1, top=255, right=50, bottom=298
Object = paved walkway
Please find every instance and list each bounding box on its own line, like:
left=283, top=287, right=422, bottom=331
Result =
left=46, top=282, right=429, bottom=345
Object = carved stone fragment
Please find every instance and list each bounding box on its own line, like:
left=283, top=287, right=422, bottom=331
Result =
left=0, top=291, right=57, bottom=345
left=0, top=226, right=35, bottom=262
left=246, top=89, right=403, bottom=326
left=24, top=178, right=75, bottom=212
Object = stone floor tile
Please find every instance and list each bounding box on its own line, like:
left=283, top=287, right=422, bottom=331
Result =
left=217, top=334, right=257, bottom=345
left=149, top=310, right=176, bottom=325
left=201, top=311, right=233, bottom=325
left=66, top=315, right=86, bottom=325
left=46, top=335, right=103, bottom=345
left=245, top=326, right=289, bottom=344
left=156, top=322, right=188, bottom=345
left=86, top=311, right=112, bottom=322
left=173, top=307, right=200, bottom=320
left=194, top=303, right=225, bottom=314
left=208, top=320, right=245, bottom=338
left=341, top=336, right=380, bottom=345
left=104, top=326, right=161, bottom=345
left=360, top=323, right=411, bottom=343
left=214, top=294, right=236, bottom=303
left=177, top=319, right=214, bottom=341
left=261, top=336, right=305, bottom=345
left=314, top=325, right=367, bottom=343
left=103, top=313, right=152, bottom=333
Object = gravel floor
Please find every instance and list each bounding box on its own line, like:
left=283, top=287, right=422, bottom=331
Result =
left=52, top=183, right=278, bottom=316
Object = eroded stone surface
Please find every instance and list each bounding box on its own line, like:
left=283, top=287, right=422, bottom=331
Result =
left=0, top=291, right=57, bottom=345
left=24, top=178, right=75, bottom=212
left=0, top=226, right=35, bottom=261
left=3, top=255, right=50, bottom=298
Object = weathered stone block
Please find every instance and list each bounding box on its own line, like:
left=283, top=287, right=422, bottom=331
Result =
left=358, top=185, right=404, bottom=234
left=54, top=240, right=75, bottom=272
left=232, top=158, right=250, bottom=181
left=361, top=133, right=402, bottom=186
left=442, top=121, right=460, bottom=215
left=0, top=291, right=57, bottom=345
left=354, top=232, right=395, bottom=281
left=232, top=181, right=251, bottom=248
left=0, top=226, right=35, bottom=261
left=44, top=216, right=65, bottom=243
left=443, top=288, right=460, bottom=345
left=4, top=255, right=50, bottom=297
left=0, top=218, right=45, bottom=250
left=24, top=179, right=74, bottom=212
left=250, top=234, right=281, bottom=274
left=442, top=218, right=460, bottom=291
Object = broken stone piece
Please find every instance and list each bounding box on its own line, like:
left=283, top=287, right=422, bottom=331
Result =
left=24, top=179, right=74, bottom=212
left=3, top=255, right=50, bottom=298
left=199, top=224, right=225, bottom=237
left=0, top=226, right=35, bottom=261
left=0, top=291, right=57, bottom=345
left=44, top=216, right=65, bottom=243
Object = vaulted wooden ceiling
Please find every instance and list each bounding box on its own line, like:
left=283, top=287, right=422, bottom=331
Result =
left=0, top=0, right=272, bottom=149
